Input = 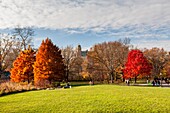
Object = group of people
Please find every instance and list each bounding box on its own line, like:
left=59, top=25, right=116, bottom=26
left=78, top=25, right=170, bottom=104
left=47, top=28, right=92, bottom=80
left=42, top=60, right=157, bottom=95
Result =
left=125, top=79, right=130, bottom=85
left=152, top=79, right=161, bottom=86
left=56, top=82, right=71, bottom=88
left=152, top=78, right=170, bottom=86
left=64, top=82, right=71, bottom=88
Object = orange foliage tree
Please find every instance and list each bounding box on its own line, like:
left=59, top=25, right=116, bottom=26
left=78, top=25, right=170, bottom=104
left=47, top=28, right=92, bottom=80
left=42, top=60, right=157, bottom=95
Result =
left=34, top=38, right=64, bottom=86
left=10, top=46, right=35, bottom=83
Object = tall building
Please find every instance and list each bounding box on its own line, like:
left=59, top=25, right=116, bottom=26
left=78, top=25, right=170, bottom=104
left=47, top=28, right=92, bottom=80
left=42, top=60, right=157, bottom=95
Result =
left=77, top=45, right=88, bottom=58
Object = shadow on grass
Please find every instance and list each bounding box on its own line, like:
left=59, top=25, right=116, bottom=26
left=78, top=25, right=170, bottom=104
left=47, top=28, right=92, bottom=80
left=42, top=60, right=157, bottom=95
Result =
left=0, top=89, right=39, bottom=97
left=69, top=81, right=104, bottom=88
left=71, top=84, right=90, bottom=87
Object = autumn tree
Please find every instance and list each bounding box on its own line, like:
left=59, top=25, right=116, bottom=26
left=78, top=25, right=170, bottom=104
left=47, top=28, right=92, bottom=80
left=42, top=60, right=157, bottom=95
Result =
left=61, top=46, right=76, bottom=81
left=87, top=39, right=130, bottom=83
left=85, top=57, right=107, bottom=82
left=70, top=56, right=84, bottom=80
left=81, top=59, right=89, bottom=79
left=13, top=27, right=34, bottom=50
left=10, top=46, right=35, bottom=83
left=143, top=47, right=169, bottom=79
left=164, top=61, right=170, bottom=80
left=123, top=50, right=152, bottom=83
left=34, top=38, right=64, bottom=86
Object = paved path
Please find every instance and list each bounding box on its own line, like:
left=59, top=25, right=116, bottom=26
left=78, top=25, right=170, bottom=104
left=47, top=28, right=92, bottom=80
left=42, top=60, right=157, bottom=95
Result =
left=132, top=83, right=170, bottom=87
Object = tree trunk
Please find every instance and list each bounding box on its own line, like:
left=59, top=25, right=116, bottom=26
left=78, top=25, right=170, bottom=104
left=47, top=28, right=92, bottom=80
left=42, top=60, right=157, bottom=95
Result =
left=66, top=70, right=69, bottom=82
left=161, top=77, right=163, bottom=87
left=110, top=72, right=113, bottom=83
left=122, top=73, right=125, bottom=82
left=28, top=78, right=30, bottom=83
left=110, top=75, right=113, bottom=83
left=135, top=76, right=137, bottom=83
left=65, top=65, right=69, bottom=82
left=115, top=72, right=117, bottom=81
left=123, top=77, right=125, bottom=82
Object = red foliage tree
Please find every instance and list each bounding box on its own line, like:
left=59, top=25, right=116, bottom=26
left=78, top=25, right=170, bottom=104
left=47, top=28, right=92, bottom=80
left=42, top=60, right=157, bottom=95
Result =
left=10, top=46, right=35, bottom=83
left=123, top=50, right=152, bottom=83
left=34, top=38, right=64, bottom=86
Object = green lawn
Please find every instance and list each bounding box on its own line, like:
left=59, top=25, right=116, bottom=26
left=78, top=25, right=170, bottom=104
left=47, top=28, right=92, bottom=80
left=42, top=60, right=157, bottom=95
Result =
left=0, top=85, right=170, bottom=113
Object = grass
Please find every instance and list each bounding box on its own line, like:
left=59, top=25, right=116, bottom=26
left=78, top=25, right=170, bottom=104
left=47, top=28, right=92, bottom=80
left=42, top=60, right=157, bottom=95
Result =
left=0, top=85, right=170, bottom=113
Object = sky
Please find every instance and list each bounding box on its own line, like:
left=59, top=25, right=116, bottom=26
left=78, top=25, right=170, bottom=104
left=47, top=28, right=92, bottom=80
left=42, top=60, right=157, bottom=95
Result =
left=0, top=0, right=170, bottom=50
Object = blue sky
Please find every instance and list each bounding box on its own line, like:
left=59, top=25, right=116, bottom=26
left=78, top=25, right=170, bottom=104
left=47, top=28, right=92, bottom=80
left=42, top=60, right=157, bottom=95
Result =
left=0, top=0, right=170, bottom=50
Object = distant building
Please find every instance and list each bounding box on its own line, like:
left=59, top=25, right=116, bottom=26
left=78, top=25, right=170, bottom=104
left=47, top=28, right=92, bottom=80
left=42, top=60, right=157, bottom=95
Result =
left=77, top=45, right=88, bottom=58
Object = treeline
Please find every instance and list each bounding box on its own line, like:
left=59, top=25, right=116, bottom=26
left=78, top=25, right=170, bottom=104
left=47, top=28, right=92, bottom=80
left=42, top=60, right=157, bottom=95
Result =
left=1, top=27, right=170, bottom=85
left=84, top=41, right=170, bottom=83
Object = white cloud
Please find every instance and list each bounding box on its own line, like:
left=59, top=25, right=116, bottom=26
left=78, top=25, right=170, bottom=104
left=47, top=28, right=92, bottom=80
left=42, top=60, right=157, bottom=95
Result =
left=0, top=0, right=169, bottom=32
left=1, top=0, right=170, bottom=51
left=133, top=39, right=170, bottom=51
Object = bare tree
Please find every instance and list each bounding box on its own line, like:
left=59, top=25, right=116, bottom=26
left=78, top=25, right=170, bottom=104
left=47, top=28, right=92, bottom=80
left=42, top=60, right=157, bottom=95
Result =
left=70, top=56, right=84, bottom=80
left=61, top=46, right=76, bottom=81
left=0, top=34, right=20, bottom=74
left=13, top=27, right=34, bottom=50
left=87, top=39, right=130, bottom=83
left=143, top=47, right=170, bottom=81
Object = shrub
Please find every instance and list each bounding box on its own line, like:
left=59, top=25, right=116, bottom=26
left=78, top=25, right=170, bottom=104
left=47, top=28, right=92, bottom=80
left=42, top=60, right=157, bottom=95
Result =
left=0, top=81, right=35, bottom=96
left=34, top=79, right=51, bottom=89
